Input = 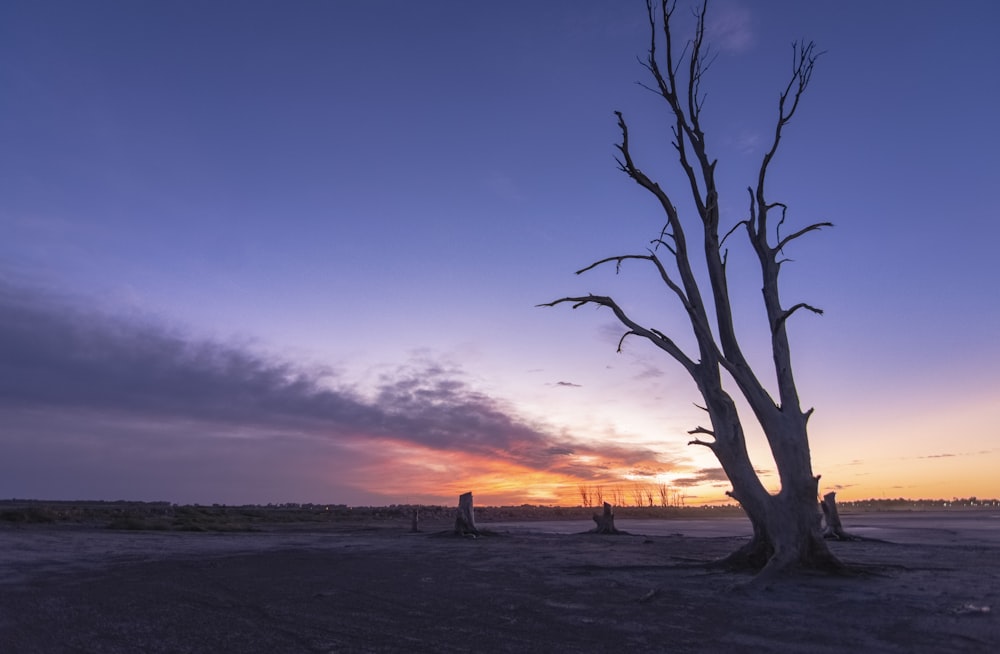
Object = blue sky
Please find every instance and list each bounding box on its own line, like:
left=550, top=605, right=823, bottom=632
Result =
left=2, top=1, right=998, bottom=505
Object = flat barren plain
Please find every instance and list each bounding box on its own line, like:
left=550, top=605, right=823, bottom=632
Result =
left=1, top=506, right=997, bottom=653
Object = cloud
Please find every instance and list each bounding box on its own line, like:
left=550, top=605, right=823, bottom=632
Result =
left=730, top=130, right=762, bottom=155
left=554, top=381, right=581, bottom=388
left=705, top=2, right=754, bottom=53
left=911, top=450, right=996, bottom=460
left=0, top=281, right=680, bottom=503
left=671, top=467, right=730, bottom=488
left=632, top=364, right=664, bottom=381
left=0, top=282, right=379, bottom=434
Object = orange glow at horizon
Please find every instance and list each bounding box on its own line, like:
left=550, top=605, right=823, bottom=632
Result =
left=328, top=381, right=1000, bottom=508
left=335, top=436, right=738, bottom=507
left=333, top=421, right=1000, bottom=507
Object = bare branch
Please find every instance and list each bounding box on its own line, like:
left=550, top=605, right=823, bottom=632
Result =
left=634, top=79, right=664, bottom=97
left=774, top=221, right=834, bottom=254
left=575, top=254, right=652, bottom=276
left=638, top=1, right=711, bottom=215
left=688, top=425, right=715, bottom=437
left=539, top=294, right=697, bottom=373
left=574, top=253, right=691, bottom=311
left=652, top=221, right=677, bottom=254
left=755, top=41, right=822, bottom=240
left=720, top=220, right=748, bottom=249
left=617, top=331, right=638, bottom=353
left=773, top=202, right=789, bottom=244
left=688, top=438, right=715, bottom=449
left=611, top=107, right=724, bottom=379
left=649, top=327, right=670, bottom=342
left=774, top=302, right=824, bottom=331
left=650, top=238, right=677, bottom=255
left=745, top=186, right=757, bottom=234
left=640, top=0, right=672, bottom=99
left=686, top=0, right=710, bottom=138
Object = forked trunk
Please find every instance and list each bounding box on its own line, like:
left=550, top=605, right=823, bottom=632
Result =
left=706, top=392, right=841, bottom=576
left=722, top=468, right=842, bottom=576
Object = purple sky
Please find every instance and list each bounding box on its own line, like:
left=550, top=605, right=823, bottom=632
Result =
left=2, top=1, right=998, bottom=505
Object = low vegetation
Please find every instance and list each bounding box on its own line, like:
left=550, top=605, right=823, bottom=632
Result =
left=0, top=497, right=994, bottom=533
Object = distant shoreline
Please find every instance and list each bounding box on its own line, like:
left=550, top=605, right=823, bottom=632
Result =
left=2, top=497, right=997, bottom=533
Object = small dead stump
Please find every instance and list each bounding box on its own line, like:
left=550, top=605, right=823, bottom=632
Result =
left=591, top=502, right=624, bottom=534
left=821, top=491, right=858, bottom=540
left=454, top=491, right=481, bottom=537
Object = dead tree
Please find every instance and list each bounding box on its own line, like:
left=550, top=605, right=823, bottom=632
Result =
left=591, top=502, right=623, bottom=534
left=454, top=491, right=480, bottom=537
left=657, top=483, right=670, bottom=507
left=543, top=0, right=840, bottom=578
left=631, top=484, right=646, bottom=507
left=821, top=492, right=852, bottom=540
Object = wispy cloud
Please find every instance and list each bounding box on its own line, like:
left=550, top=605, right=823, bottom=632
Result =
left=705, top=2, right=754, bottom=53
left=672, top=467, right=730, bottom=488
left=731, top=130, right=762, bottom=155
left=632, top=363, right=664, bottom=380
left=0, top=282, right=681, bottom=504
left=912, top=449, right=995, bottom=460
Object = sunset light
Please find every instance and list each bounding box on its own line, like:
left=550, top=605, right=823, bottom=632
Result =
left=1, top=0, right=998, bottom=508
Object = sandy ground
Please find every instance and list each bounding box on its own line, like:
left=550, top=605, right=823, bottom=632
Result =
left=1, top=512, right=997, bottom=653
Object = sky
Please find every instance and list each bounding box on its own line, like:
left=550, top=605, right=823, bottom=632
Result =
left=2, top=0, right=998, bottom=507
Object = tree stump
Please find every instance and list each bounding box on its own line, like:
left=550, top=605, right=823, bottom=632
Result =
left=591, top=502, right=623, bottom=534
left=821, top=491, right=850, bottom=540
left=454, top=492, right=480, bottom=537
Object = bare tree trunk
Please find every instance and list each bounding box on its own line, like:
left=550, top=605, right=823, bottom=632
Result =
left=821, top=491, right=852, bottom=540
left=709, top=403, right=841, bottom=575
left=454, top=492, right=480, bottom=537
left=591, top=502, right=623, bottom=535
left=410, top=508, right=420, bottom=533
